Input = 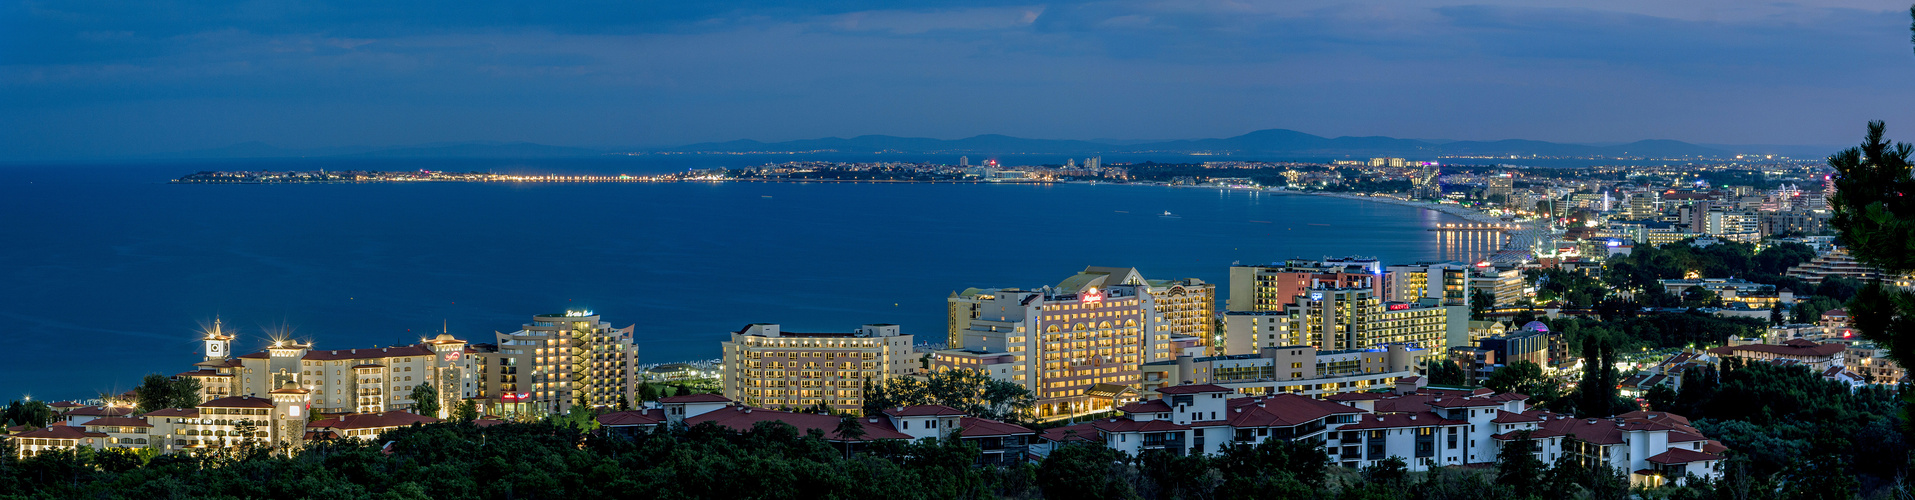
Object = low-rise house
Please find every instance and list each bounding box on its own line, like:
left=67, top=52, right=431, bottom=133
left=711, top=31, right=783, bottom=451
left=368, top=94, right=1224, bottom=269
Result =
left=307, top=411, right=440, bottom=441
left=1038, top=382, right=1722, bottom=487
left=9, top=426, right=106, bottom=458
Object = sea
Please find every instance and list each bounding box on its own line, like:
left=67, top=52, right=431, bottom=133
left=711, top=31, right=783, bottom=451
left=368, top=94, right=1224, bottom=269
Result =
left=0, top=155, right=1480, bottom=400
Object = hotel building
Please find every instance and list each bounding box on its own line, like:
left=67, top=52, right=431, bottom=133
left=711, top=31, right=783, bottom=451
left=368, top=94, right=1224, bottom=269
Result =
left=1139, top=344, right=1423, bottom=397
left=951, top=267, right=1213, bottom=355
left=935, top=283, right=1186, bottom=419
left=485, top=311, right=640, bottom=414
left=720, top=323, right=919, bottom=413
left=1226, top=260, right=1382, bottom=312
left=1383, top=262, right=1470, bottom=306
left=177, top=320, right=479, bottom=417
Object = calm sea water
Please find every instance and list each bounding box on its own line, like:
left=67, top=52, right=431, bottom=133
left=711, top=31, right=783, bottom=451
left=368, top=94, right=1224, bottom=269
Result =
left=0, top=158, right=1468, bottom=400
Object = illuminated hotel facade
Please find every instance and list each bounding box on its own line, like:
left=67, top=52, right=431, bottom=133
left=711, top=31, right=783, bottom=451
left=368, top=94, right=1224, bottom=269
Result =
left=719, top=323, right=919, bottom=413
left=484, top=311, right=640, bottom=414
left=179, top=321, right=477, bottom=417
left=936, top=282, right=1202, bottom=420
left=1226, top=260, right=1382, bottom=313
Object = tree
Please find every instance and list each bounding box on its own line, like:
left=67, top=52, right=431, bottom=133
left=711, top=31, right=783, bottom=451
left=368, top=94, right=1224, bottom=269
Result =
left=1645, top=384, right=1677, bottom=412
left=1484, top=361, right=1558, bottom=406
left=1828, top=120, right=1915, bottom=439
left=1573, top=333, right=1622, bottom=417
left=452, top=400, right=479, bottom=422
left=2, top=400, right=52, bottom=428
left=1495, top=431, right=1545, bottom=498
left=408, top=383, right=439, bottom=418
left=1470, top=289, right=1495, bottom=321
left=1427, top=359, right=1468, bottom=386
left=135, top=374, right=174, bottom=412
left=1361, top=456, right=1410, bottom=489
left=170, top=377, right=201, bottom=409
left=833, top=414, right=866, bottom=459
left=1037, top=444, right=1140, bottom=500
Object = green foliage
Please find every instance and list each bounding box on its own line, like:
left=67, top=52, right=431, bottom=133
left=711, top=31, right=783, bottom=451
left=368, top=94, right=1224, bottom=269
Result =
left=134, top=374, right=201, bottom=413
left=1675, top=359, right=1905, bottom=481
left=1037, top=445, right=1138, bottom=500
left=1425, top=359, right=1469, bottom=387
left=2, top=400, right=53, bottom=429
left=865, top=369, right=1035, bottom=422
left=1483, top=361, right=1559, bottom=407
left=409, top=383, right=439, bottom=418
left=1494, top=432, right=1544, bottom=498
left=1470, top=289, right=1494, bottom=321
left=452, top=400, right=479, bottom=422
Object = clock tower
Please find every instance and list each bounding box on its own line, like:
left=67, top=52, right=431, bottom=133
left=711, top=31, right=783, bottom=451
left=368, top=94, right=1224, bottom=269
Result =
left=204, top=318, right=234, bottom=361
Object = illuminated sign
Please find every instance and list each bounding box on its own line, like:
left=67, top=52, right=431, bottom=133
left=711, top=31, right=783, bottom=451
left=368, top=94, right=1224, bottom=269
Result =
left=443, top=351, right=462, bottom=362
left=1387, top=303, right=1411, bottom=311
left=502, top=393, right=531, bottom=403
left=564, top=310, right=594, bottom=317
left=1309, top=292, right=1324, bottom=301
left=1081, top=288, right=1104, bottom=304
left=1475, top=261, right=1492, bottom=268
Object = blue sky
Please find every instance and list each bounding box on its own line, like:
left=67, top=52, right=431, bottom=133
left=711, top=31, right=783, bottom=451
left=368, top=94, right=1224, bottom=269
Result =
left=4, top=0, right=1914, bottom=158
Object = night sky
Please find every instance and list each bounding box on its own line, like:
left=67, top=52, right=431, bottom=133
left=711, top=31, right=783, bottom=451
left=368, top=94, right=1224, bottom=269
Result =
left=5, top=0, right=1915, bottom=159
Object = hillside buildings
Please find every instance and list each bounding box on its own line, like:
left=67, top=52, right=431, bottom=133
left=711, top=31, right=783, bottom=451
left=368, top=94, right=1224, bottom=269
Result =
left=178, top=321, right=476, bottom=417
left=1044, top=383, right=1724, bottom=487
left=719, top=323, right=920, bottom=413
left=1227, top=259, right=1381, bottom=312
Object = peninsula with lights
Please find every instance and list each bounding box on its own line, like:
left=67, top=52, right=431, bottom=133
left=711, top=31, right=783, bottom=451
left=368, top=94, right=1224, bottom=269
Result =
left=14, top=151, right=1899, bottom=498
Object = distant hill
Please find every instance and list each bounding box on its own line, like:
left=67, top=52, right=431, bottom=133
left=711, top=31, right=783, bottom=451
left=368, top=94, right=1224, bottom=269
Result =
left=658, top=129, right=1733, bottom=158
left=150, top=141, right=606, bottom=160
left=160, top=130, right=1754, bottom=161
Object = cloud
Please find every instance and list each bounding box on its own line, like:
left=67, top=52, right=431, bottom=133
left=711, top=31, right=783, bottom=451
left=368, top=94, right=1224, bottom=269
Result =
left=3, top=0, right=1914, bottom=158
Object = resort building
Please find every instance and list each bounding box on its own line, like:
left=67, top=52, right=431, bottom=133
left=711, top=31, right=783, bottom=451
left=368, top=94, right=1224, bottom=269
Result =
left=1042, top=383, right=1724, bottom=487
left=1138, top=344, right=1424, bottom=398
left=1655, top=278, right=1794, bottom=309
left=720, top=323, right=919, bottom=413
left=1222, top=290, right=1465, bottom=356
left=1705, top=339, right=1847, bottom=371
left=603, top=395, right=1039, bottom=466
left=180, top=319, right=480, bottom=418
left=1384, top=262, right=1470, bottom=306
left=1227, top=260, right=1383, bottom=312
left=950, top=266, right=1214, bottom=357
left=485, top=311, right=640, bottom=414
left=934, top=283, right=1172, bottom=419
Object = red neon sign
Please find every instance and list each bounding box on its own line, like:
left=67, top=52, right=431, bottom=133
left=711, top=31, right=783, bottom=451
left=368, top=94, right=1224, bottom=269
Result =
left=1081, top=288, right=1104, bottom=304
left=1388, top=303, right=1411, bottom=311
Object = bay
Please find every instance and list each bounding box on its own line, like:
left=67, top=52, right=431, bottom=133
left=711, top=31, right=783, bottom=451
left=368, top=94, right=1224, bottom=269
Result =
left=0, top=160, right=1470, bottom=400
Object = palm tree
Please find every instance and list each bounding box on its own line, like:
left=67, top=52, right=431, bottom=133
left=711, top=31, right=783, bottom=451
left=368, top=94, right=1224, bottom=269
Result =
left=833, top=414, right=866, bottom=459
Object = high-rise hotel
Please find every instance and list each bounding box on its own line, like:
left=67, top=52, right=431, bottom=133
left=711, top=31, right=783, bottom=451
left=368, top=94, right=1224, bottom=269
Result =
left=179, top=310, right=639, bottom=418
left=719, top=323, right=919, bottom=413
left=477, top=311, right=640, bottom=414
left=934, top=267, right=1213, bottom=420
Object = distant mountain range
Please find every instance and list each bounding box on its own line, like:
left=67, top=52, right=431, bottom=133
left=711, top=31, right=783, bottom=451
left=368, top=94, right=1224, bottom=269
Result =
left=662, top=129, right=1748, bottom=158
left=153, top=130, right=1840, bottom=160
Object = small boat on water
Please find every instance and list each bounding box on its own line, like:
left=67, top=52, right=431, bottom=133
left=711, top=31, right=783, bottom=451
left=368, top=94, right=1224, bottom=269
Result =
left=1160, top=211, right=1181, bottom=218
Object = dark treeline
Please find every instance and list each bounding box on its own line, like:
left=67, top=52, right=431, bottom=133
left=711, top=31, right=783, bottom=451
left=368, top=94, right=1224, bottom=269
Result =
left=0, top=418, right=1737, bottom=500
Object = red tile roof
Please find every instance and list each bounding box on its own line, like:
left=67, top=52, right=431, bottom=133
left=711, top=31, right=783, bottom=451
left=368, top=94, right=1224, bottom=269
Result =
left=1706, top=341, right=1845, bottom=358
left=9, top=426, right=105, bottom=440
left=1041, top=422, right=1103, bottom=443
left=307, top=411, right=439, bottom=431
left=199, top=396, right=276, bottom=409
left=1647, top=448, right=1722, bottom=464
left=1117, top=400, right=1171, bottom=413
left=1157, top=384, right=1232, bottom=394
left=687, top=407, right=912, bottom=441
left=882, top=405, right=966, bottom=417
left=82, top=417, right=152, bottom=428
left=596, top=409, right=665, bottom=427
left=141, top=408, right=200, bottom=418
left=657, top=394, right=731, bottom=404
left=1336, top=412, right=1466, bottom=430
left=1226, top=394, right=1363, bottom=428
left=956, top=417, right=1036, bottom=438
left=64, top=406, right=135, bottom=417
left=1491, top=410, right=1544, bottom=424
